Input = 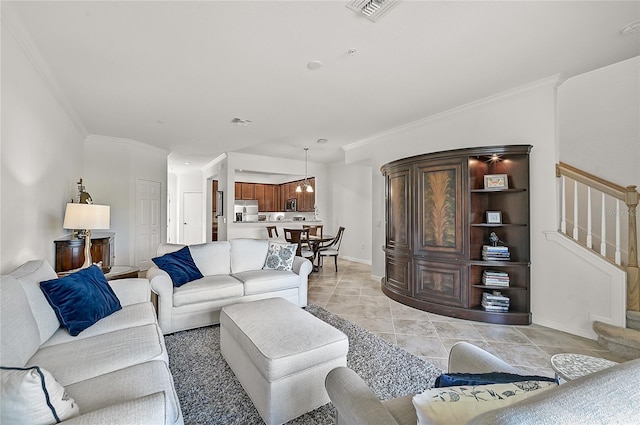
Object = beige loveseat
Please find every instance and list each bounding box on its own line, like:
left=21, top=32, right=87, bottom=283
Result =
left=0, top=260, right=182, bottom=425
left=148, top=238, right=313, bottom=335
left=326, top=341, right=640, bottom=425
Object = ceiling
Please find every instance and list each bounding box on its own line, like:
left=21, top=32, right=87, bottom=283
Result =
left=7, top=1, right=640, bottom=173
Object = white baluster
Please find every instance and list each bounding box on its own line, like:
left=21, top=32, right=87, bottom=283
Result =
left=615, top=200, right=621, bottom=265
left=573, top=180, right=579, bottom=240
left=586, top=187, right=592, bottom=249
left=560, top=176, right=567, bottom=233
left=600, top=193, right=607, bottom=256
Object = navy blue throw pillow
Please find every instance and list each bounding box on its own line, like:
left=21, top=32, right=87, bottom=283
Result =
left=40, top=265, right=122, bottom=336
left=435, top=372, right=557, bottom=388
left=152, top=246, right=203, bottom=287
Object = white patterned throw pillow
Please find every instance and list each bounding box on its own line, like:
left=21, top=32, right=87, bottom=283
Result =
left=412, top=380, right=557, bottom=425
left=263, top=242, right=298, bottom=271
left=1, top=366, right=80, bottom=425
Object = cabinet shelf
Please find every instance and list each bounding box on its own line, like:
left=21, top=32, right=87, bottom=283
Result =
left=472, top=284, right=527, bottom=291
left=469, top=260, right=530, bottom=266
left=470, top=188, right=527, bottom=193
left=471, top=223, right=527, bottom=227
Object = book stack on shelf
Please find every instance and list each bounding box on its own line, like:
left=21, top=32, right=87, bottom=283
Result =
left=482, top=270, right=510, bottom=287
left=482, top=245, right=510, bottom=261
left=482, top=292, right=510, bottom=312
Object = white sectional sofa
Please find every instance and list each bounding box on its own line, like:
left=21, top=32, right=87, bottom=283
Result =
left=148, top=238, right=313, bottom=335
left=0, top=260, right=182, bottom=425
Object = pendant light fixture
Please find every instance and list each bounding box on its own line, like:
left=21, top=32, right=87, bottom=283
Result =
left=296, top=148, right=314, bottom=193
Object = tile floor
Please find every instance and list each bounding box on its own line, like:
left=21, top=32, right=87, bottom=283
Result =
left=308, top=259, right=626, bottom=377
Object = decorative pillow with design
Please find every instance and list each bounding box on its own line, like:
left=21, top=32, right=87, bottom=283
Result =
left=0, top=366, right=80, bottom=425
left=152, top=245, right=203, bottom=287
left=412, top=380, right=557, bottom=425
left=435, top=372, right=557, bottom=388
left=263, top=242, right=298, bottom=271
left=40, top=265, right=122, bottom=336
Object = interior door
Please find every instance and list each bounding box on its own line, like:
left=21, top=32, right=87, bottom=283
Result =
left=182, top=192, right=203, bottom=245
left=136, top=179, right=161, bottom=270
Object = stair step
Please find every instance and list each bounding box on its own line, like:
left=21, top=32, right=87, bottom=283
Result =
left=627, top=311, right=640, bottom=331
left=593, top=321, right=640, bottom=360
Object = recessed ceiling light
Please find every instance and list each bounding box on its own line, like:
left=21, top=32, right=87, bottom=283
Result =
left=307, top=60, right=323, bottom=70
left=231, top=118, right=252, bottom=127
left=185, top=162, right=191, bottom=165
left=316, top=138, right=328, bottom=144
left=621, top=21, right=640, bottom=35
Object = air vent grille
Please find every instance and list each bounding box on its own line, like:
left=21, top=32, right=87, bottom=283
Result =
left=347, top=0, right=399, bottom=22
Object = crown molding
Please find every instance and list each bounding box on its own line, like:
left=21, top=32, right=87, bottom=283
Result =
left=85, top=134, right=169, bottom=154
left=2, top=3, right=88, bottom=137
left=344, top=74, right=563, bottom=152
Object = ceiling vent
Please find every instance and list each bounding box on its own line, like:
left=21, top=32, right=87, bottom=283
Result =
left=231, top=118, right=252, bottom=127
left=347, top=0, right=399, bottom=22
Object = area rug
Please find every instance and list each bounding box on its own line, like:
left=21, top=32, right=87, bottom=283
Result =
left=165, top=303, right=442, bottom=425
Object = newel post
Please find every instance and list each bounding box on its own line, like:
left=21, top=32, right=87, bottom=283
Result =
left=625, top=185, right=639, bottom=312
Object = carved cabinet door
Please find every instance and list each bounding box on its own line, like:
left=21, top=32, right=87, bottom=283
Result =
left=385, top=165, right=412, bottom=252
left=415, top=159, right=465, bottom=258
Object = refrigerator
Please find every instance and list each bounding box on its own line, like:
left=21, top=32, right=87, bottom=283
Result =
left=234, top=200, right=259, bottom=222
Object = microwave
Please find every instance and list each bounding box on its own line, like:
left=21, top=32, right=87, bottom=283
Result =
left=285, top=198, right=297, bottom=212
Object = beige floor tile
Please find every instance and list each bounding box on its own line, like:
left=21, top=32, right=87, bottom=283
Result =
left=375, top=332, right=397, bottom=345
left=433, top=322, right=485, bottom=341
left=393, top=319, right=438, bottom=337
left=333, top=287, right=361, bottom=297
left=354, top=316, right=395, bottom=334
left=489, top=342, right=552, bottom=369
left=357, top=304, right=392, bottom=319
left=472, top=324, right=530, bottom=344
left=359, top=294, right=391, bottom=307
left=517, top=327, right=587, bottom=349
left=396, top=335, right=448, bottom=358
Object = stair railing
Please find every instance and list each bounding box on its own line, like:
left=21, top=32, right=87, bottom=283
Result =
left=556, top=162, right=639, bottom=311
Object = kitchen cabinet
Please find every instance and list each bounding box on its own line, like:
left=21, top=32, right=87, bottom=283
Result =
left=234, top=179, right=314, bottom=212
left=241, top=183, right=255, bottom=200
left=381, top=145, right=532, bottom=325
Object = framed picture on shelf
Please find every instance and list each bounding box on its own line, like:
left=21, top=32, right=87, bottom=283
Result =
left=486, top=211, right=502, bottom=224
left=484, top=174, right=508, bottom=190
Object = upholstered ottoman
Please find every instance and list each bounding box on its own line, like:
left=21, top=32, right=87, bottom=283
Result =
left=220, top=297, right=349, bottom=425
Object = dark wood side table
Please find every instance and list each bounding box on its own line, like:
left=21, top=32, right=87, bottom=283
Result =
left=54, top=232, right=115, bottom=273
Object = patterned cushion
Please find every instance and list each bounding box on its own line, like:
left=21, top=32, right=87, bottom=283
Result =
left=413, top=381, right=557, bottom=425
left=0, top=366, right=80, bottom=425
left=263, top=242, right=298, bottom=271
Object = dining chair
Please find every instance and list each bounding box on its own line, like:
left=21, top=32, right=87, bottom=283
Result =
left=283, top=228, right=314, bottom=261
left=266, top=225, right=279, bottom=238
left=318, top=227, right=345, bottom=272
left=303, top=224, right=323, bottom=238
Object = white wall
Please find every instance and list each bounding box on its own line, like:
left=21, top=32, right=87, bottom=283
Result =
left=326, top=162, right=372, bottom=265
left=84, top=136, right=168, bottom=266
left=170, top=170, right=204, bottom=244
left=559, top=56, right=640, bottom=186
left=1, top=20, right=85, bottom=273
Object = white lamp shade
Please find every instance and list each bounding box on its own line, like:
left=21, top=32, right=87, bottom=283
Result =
left=63, top=203, right=110, bottom=230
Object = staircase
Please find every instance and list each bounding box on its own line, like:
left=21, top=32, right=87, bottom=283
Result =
left=556, top=163, right=639, bottom=360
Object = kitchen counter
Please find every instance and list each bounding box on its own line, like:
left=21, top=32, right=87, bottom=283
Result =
left=234, top=219, right=323, bottom=223
left=227, top=219, right=323, bottom=239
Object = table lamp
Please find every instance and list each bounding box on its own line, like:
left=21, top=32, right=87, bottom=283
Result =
left=63, top=203, right=111, bottom=269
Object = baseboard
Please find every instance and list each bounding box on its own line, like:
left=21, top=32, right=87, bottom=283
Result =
left=338, top=255, right=371, bottom=266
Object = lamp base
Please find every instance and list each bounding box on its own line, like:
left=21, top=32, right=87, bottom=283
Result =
left=82, top=229, right=93, bottom=268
